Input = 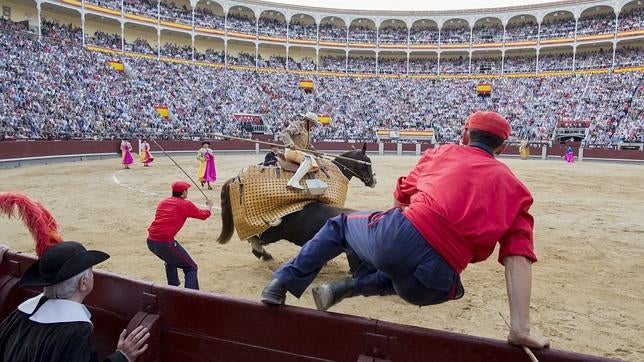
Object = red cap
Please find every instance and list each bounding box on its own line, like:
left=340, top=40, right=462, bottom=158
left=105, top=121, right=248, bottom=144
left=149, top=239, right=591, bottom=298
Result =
left=465, top=111, right=511, bottom=140
left=171, top=181, right=191, bottom=193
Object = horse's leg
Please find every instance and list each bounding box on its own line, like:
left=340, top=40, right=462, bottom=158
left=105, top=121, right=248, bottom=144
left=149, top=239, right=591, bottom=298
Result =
left=249, top=236, right=273, bottom=261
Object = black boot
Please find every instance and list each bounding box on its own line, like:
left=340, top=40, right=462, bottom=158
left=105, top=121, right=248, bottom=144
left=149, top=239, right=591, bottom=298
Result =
left=312, top=278, right=356, bottom=311
left=260, top=278, right=287, bottom=305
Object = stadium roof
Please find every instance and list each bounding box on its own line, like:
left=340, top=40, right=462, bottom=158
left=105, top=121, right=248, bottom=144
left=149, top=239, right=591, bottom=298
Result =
left=274, top=0, right=574, bottom=12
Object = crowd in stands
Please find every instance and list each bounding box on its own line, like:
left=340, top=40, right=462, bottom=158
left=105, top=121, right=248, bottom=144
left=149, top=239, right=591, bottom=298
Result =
left=88, top=31, right=122, bottom=50
left=348, top=24, right=377, bottom=43
left=347, top=56, right=376, bottom=73
left=540, top=16, right=576, bottom=39
left=575, top=49, right=613, bottom=70
left=538, top=53, right=574, bottom=71
left=195, top=48, right=225, bottom=63
left=86, top=0, right=120, bottom=9
left=258, top=17, right=287, bottom=38
left=0, top=19, right=642, bottom=146
left=124, top=38, right=156, bottom=54
left=505, top=21, right=539, bottom=41
left=471, top=58, right=502, bottom=74
left=227, top=13, right=255, bottom=34
left=123, top=0, right=157, bottom=18
left=258, top=55, right=286, bottom=69
left=159, top=1, right=192, bottom=25
left=319, top=24, right=347, bottom=42
left=228, top=52, right=255, bottom=66
left=161, top=43, right=192, bottom=59
left=70, top=1, right=643, bottom=47
left=576, top=13, right=616, bottom=36
left=409, top=58, right=438, bottom=74
left=8, top=17, right=644, bottom=74
left=379, top=25, right=407, bottom=44
left=409, top=26, right=439, bottom=44
left=379, top=58, right=407, bottom=74
left=320, top=55, right=345, bottom=72
left=288, top=20, right=317, bottom=40
left=504, top=56, right=536, bottom=73
left=619, top=8, right=644, bottom=31
left=615, top=46, right=642, bottom=67
left=194, top=6, right=225, bottom=29
left=472, top=24, right=504, bottom=43
left=440, top=26, right=470, bottom=43
left=41, top=19, right=83, bottom=44
left=439, top=57, right=469, bottom=74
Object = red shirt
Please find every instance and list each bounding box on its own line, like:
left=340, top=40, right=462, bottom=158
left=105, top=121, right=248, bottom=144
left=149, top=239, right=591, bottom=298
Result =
left=394, top=145, right=537, bottom=274
left=147, top=197, right=211, bottom=242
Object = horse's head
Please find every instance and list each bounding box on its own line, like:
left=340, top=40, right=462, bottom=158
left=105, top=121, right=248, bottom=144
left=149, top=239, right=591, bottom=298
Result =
left=334, top=143, right=377, bottom=188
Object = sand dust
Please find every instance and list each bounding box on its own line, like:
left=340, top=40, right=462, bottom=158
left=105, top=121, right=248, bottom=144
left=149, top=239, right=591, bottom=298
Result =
left=0, top=154, right=642, bottom=360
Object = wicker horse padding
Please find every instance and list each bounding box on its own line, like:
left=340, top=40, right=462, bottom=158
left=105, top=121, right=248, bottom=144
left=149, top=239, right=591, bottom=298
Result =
left=229, top=159, right=349, bottom=240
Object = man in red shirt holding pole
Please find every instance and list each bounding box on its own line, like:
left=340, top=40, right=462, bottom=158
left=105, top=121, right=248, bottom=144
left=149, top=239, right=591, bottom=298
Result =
left=260, top=111, right=549, bottom=349
left=147, top=181, right=213, bottom=290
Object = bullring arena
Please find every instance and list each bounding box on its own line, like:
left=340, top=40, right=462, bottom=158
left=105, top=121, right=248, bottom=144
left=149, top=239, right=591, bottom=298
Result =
left=0, top=0, right=643, bottom=359
left=1, top=152, right=642, bottom=360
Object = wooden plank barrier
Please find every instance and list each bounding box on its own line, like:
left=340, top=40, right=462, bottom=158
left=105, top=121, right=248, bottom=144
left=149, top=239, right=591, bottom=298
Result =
left=0, top=250, right=616, bottom=362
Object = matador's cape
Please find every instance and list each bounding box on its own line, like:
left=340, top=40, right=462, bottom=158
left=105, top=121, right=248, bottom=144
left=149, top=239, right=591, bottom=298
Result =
left=229, top=158, right=348, bottom=240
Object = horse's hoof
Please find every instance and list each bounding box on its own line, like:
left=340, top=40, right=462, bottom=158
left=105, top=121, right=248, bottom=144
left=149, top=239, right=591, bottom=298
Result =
left=251, top=249, right=263, bottom=259
left=261, top=253, right=274, bottom=261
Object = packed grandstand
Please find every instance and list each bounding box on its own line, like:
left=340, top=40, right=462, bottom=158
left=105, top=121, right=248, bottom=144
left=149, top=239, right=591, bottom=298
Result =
left=0, top=0, right=642, bottom=146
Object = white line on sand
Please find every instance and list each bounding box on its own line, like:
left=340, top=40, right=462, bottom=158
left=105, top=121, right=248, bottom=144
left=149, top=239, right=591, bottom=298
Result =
left=111, top=170, right=221, bottom=210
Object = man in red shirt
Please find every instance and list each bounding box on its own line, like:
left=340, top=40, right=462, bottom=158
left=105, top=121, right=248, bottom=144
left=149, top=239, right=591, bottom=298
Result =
left=260, top=111, right=549, bottom=349
left=147, top=181, right=213, bottom=290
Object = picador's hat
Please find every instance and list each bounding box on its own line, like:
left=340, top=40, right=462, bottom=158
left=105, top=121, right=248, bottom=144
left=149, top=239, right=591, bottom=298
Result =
left=302, top=112, right=321, bottom=125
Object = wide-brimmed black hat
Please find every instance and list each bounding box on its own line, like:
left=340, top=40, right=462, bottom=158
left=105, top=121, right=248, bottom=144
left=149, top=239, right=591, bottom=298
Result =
left=19, top=241, right=110, bottom=287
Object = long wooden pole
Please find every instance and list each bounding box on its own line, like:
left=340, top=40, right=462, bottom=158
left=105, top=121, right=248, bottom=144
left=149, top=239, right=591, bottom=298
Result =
left=209, top=133, right=372, bottom=166
left=150, top=139, right=210, bottom=202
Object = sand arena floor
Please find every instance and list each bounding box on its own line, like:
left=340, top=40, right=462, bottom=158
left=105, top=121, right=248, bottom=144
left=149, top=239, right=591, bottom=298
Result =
left=0, top=153, right=642, bottom=360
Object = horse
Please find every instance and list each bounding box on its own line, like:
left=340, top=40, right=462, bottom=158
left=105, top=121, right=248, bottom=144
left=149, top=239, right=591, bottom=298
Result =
left=216, top=143, right=376, bottom=262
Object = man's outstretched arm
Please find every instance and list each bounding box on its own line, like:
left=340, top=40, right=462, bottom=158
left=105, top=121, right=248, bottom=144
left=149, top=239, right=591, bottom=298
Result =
left=504, top=255, right=550, bottom=349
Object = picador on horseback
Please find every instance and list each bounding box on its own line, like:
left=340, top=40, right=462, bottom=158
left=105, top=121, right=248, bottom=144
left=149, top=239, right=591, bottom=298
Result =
left=280, top=111, right=325, bottom=192
left=215, top=113, right=377, bottom=264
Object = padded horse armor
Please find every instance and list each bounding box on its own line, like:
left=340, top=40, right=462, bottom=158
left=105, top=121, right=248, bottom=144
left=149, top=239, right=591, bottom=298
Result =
left=227, top=158, right=348, bottom=241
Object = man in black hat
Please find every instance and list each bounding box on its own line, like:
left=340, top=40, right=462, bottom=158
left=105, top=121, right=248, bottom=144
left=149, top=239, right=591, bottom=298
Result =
left=0, top=242, right=150, bottom=361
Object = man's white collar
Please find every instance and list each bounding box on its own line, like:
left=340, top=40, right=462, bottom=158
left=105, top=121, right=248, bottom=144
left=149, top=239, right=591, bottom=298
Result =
left=18, top=293, right=92, bottom=325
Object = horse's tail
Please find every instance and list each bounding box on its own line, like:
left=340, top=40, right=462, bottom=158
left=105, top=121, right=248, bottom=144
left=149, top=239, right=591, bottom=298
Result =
left=216, top=178, right=235, bottom=244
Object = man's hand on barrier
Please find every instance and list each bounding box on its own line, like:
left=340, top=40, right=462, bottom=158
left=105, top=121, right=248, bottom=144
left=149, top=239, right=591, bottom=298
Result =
left=508, top=329, right=550, bottom=349
left=117, top=325, right=150, bottom=362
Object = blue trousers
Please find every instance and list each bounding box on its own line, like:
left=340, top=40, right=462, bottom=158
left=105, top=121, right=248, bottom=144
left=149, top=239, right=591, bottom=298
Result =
left=274, top=208, right=463, bottom=306
left=147, top=239, right=199, bottom=290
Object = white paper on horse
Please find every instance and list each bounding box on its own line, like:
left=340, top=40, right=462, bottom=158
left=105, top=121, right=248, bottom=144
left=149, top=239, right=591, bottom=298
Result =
left=228, top=162, right=348, bottom=240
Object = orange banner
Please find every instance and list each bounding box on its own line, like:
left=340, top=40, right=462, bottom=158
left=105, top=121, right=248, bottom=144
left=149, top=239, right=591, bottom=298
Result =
left=476, top=83, right=492, bottom=93
left=107, top=60, right=124, bottom=72
left=154, top=105, right=169, bottom=119
left=319, top=114, right=331, bottom=125
left=299, top=79, right=314, bottom=90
